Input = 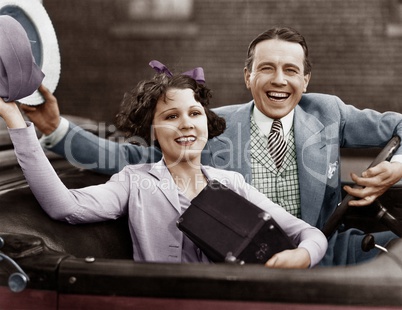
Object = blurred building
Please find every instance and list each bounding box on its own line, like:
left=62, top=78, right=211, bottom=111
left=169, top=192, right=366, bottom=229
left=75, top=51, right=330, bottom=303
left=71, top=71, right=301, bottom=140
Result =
left=44, top=0, right=402, bottom=123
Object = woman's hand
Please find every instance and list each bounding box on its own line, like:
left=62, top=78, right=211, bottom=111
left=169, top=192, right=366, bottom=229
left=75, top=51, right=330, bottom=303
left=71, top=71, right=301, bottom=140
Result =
left=0, top=97, right=27, bottom=129
left=265, top=248, right=311, bottom=269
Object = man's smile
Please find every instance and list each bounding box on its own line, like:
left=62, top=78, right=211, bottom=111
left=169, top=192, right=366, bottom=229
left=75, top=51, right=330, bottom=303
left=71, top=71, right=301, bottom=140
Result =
left=267, top=91, right=290, bottom=102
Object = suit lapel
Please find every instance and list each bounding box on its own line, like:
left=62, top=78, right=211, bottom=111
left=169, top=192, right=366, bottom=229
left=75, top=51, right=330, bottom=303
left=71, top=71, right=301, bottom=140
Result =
left=294, top=105, right=328, bottom=225
left=148, top=161, right=181, bottom=214
left=207, top=100, right=332, bottom=226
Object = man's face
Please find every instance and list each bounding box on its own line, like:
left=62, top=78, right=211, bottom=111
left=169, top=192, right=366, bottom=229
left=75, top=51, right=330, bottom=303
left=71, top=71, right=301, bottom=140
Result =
left=244, top=39, right=311, bottom=119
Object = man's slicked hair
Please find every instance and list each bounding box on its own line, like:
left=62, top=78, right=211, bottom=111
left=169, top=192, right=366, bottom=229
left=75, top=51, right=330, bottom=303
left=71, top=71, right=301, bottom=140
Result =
left=245, top=27, right=312, bottom=75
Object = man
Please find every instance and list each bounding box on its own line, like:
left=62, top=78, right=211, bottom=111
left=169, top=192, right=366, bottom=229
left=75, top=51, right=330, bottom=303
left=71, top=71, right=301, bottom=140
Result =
left=22, top=27, right=402, bottom=266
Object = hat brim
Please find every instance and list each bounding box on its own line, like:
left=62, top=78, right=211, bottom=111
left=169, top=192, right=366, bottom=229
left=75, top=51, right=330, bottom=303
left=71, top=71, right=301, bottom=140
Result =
left=0, top=0, right=60, bottom=105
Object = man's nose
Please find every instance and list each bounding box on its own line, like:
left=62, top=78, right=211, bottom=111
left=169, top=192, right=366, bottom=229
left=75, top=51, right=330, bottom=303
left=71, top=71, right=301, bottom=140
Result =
left=271, top=70, right=287, bottom=86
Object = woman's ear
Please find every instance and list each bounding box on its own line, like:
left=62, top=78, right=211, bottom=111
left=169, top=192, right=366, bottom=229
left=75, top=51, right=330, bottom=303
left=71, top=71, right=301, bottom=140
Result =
left=151, top=125, right=157, bottom=141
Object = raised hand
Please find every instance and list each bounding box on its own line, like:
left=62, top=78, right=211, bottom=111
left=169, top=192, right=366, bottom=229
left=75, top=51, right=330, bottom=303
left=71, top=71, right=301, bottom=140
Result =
left=0, top=98, right=26, bottom=129
left=20, top=84, right=61, bottom=135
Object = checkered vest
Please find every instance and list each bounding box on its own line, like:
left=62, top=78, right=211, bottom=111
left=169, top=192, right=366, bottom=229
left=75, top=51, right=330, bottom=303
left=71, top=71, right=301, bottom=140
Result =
left=250, top=118, right=301, bottom=218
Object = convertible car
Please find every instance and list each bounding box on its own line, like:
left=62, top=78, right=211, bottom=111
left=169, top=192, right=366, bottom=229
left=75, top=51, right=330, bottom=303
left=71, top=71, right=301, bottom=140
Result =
left=1, top=117, right=402, bottom=310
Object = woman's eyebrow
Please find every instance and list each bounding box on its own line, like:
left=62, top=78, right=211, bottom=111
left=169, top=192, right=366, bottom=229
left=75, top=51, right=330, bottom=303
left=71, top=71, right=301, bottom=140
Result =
left=156, top=104, right=203, bottom=117
left=155, top=107, right=178, bottom=117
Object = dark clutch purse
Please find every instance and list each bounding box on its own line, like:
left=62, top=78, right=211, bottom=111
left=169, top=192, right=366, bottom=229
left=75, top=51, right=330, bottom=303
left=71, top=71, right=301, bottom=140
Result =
left=176, top=180, right=296, bottom=264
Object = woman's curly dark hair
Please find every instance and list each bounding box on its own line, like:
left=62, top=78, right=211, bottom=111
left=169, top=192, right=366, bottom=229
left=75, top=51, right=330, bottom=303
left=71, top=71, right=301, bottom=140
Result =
left=116, top=73, right=226, bottom=145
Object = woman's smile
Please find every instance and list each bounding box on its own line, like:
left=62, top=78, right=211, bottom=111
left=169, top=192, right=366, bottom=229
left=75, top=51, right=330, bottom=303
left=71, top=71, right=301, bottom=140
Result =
left=175, top=135, right=197, bottom=146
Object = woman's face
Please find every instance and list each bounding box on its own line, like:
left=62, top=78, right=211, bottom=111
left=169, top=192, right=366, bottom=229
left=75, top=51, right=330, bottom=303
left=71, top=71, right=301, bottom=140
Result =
left=152, top=88, right=208, bottom=167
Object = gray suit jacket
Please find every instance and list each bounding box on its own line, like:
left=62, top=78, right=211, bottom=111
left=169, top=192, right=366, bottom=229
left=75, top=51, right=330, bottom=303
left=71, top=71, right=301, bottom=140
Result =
left=50, top=93, right=402, bottom=265
left=206, top=94, right=402, bottom=223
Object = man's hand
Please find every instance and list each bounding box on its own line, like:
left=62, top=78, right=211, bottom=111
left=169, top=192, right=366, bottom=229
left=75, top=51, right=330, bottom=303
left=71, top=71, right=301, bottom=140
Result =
left=265, top=248, right=310, bottom=269
left=20, top=84, right=60, bottom=135
left=344, top=161, right=402, bottom=206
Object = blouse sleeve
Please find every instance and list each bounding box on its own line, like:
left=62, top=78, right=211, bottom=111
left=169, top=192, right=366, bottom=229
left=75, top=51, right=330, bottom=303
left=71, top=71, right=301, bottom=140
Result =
left=227, top=172, right=328, bottom=267
left=9, top=122, right=130, bottom=224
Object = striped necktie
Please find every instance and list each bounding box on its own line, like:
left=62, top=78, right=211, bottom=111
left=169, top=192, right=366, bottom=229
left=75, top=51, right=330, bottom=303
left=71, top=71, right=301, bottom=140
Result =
left=268, top=119, right=287, bottom=169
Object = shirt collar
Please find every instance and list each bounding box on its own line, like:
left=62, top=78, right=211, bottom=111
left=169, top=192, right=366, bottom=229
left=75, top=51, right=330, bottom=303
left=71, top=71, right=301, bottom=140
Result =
left=252, top=105, right=294, bottom=137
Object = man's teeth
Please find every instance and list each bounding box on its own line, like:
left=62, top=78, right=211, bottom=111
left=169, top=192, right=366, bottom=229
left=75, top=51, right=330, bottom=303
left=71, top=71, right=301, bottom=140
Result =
left=176, top=137, right=196, bottom=142
left=268, top=92, right=289, bottom=98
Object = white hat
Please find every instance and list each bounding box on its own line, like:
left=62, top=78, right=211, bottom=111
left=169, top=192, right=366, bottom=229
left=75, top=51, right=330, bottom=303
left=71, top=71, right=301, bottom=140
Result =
left=0, top=0, right=60, bottom=105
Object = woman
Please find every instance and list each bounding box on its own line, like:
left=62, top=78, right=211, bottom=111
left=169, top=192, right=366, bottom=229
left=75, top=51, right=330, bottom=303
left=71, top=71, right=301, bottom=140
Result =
left=0, top=61, right=327, bottom=268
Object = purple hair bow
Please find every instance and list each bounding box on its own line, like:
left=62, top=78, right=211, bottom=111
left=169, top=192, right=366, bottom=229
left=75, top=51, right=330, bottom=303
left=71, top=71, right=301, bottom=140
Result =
left=149, top=60, right=205, bottom=84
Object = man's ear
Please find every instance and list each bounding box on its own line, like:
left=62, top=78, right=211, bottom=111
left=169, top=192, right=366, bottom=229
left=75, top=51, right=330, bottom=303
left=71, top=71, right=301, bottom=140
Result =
left=244, top=67, right=251, bottom=89
left=303, top=73, right=311, bottom=92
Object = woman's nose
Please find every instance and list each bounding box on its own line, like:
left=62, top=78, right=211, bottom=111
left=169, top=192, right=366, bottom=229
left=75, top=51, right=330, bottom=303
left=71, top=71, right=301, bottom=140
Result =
left=180, top=115, right=194, bottom=129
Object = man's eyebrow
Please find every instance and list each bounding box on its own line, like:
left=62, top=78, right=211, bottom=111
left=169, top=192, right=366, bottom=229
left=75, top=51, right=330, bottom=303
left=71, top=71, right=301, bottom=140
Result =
left=257, top=61, right=301, bottom=70
left=256, top=61, right=274, bottom=68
